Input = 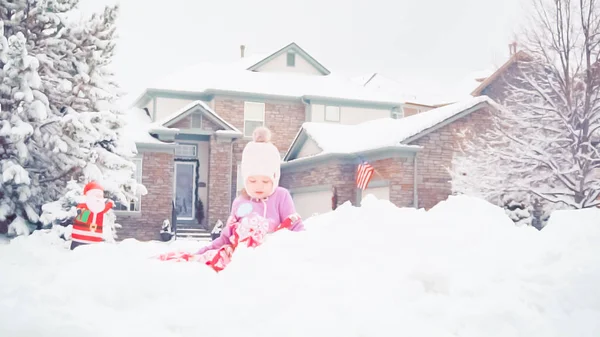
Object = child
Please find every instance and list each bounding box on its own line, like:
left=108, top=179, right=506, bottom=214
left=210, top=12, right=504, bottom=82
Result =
left=196, top=127, right=304, bottom=256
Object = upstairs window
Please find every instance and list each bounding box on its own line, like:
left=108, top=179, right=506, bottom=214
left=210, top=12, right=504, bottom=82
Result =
left=244, top=102, right=265, bottom=137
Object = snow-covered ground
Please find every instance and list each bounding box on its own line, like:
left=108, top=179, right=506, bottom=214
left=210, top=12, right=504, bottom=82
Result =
left=1, top=195, right=599, bottom=337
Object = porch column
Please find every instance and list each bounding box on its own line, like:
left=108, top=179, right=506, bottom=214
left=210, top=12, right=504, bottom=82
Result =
left=207, top=133, right=235, bottom=230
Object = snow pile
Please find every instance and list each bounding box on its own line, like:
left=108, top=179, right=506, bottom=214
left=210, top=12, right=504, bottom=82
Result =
left=1, top=195, right=599, bottom=337
left=300, top=96, right=496, bottom=155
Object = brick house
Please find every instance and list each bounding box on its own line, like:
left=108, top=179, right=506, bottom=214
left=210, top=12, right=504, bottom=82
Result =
left=119, top=42, right=437, bottom=240
left=281, top=96, right=499, bottom=218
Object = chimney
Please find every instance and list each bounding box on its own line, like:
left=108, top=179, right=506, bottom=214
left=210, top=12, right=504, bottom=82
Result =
left=240, top=45, right=246, bottom=58
left=508, top=41, right=517, bottom=56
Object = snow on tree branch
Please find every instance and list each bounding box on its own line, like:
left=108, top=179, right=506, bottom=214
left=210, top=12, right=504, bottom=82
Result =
left=452, top=0, right=600, bottom=215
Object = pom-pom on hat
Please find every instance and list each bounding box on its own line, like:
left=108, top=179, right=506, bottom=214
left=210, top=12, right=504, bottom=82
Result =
left=241, top=127, right=281, bottom=195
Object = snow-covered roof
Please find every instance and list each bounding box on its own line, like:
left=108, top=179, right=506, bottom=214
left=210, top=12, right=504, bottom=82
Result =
left=471, top=51, right=531, bottom=96
left=157, top=100, right=241, bottom=133
left=122, top=107, right=171, bottom=146
left=285, top=96, right=498, bottom=161
left=351, top=72, right=477, bottom=107
left=145, top=61, right=407, bottom=107
left=246, top=42, right=331, bottom=75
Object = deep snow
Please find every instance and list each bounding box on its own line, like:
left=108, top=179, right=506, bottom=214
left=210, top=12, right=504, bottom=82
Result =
left=0, top=195, right=599, bottom=337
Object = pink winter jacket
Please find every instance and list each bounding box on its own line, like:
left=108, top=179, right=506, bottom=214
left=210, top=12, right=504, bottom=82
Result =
left=197, top=187, right=304, bottom=254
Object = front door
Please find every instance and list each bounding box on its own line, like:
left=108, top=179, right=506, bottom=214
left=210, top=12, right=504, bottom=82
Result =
left=174, top=161, right=196, bottom=221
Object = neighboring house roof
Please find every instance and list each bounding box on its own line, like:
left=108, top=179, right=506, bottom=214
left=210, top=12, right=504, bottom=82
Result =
left=284, top=96, right=500, bottom=163
left=471, top=50, right=531, bottom=96
left=352, top=72, right=438, bottom=107
left=134, top=43, right=408, bottom=108
left=158, top=100, right=241, bottom=133
left=352, top=72, right=477, bottom=107
left=246, top=42, right=331, bottom=75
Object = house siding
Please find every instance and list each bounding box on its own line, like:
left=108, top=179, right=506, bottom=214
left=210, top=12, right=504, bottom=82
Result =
left=207, top=136, right=234, bottom=228
left=213, top=97, right=306, bottom=200
left=478, top=62, right=520, bottom=103
left=117, top=152, right=174, bottom=241
left=408, top=107, right=492, bottom=209
left=280, top=162, right=357, bottom=208
left=367, top=157, right=415, bottom=207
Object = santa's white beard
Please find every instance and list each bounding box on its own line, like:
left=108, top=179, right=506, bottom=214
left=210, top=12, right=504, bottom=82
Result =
left=86, top=198, right=106, bottom=213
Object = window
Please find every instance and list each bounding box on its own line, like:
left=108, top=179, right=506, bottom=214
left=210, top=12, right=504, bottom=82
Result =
left=325, top=106, right=340, bottom=122
left=115, top=157, right=143, bottom=212
left=175, top=143, right=197, bottom=158
left=191, top=113, right=202, bottom=129
left=287, top=52, right=296, bottom=67
left=391, top=107, right=403, bottom=119
left=244, top=102, right=265, bottom=137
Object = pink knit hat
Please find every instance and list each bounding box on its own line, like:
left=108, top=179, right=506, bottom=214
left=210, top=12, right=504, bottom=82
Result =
left=240, top=127, right=281, bottom=195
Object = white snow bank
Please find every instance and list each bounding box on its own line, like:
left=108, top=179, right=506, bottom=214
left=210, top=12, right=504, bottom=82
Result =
left=300, top=96, right=496, bottom=155
left=1, top=195, right=599, bottom=337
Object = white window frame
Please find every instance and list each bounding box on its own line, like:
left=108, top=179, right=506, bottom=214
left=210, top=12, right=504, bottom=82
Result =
left=174, top=143, right=198, bottom=159
left=115, top=156, right=143, bottom=213
left=243, top=102, right=265, bottom=138
left=324, top=105, right=341, bottom=122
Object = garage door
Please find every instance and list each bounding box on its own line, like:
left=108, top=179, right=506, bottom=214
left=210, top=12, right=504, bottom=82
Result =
left=291, top=189, right=332, bottom=220
left=362, top=186, right=390, bottom=201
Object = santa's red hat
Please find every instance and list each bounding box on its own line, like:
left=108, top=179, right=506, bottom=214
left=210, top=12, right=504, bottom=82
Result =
left=83, top=181, right=104, bottom=195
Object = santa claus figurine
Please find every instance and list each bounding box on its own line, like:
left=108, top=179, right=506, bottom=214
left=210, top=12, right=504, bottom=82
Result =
left=71, top=181, right=114, bottom=250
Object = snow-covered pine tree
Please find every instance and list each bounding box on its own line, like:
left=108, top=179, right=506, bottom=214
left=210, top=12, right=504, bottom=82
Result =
left=0, top=30, right=58, bottom=234
left=38, top=5, right=146, bottom=240
left=451, top=0, right=600, bottom=218
left=1, top=2, right=145, bottom=239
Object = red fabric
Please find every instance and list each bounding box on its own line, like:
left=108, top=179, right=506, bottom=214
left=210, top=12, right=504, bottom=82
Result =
left=71, top=202, right=113, bottom=244
left=157, top=217, right=296, bottom=272
left=356, top=162, right=374, bottom=190
left=83, top=181, right=104, bottom=195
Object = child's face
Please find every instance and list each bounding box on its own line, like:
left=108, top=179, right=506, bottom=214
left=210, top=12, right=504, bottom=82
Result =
left=246, top=176, right=273, bottom=199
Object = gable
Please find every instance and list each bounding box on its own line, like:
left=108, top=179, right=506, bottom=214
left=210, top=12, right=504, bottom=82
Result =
left=296, top=137, right=323, bottom=159
left=471, top=51, right=531, bottom=97
left=160, top=101, right=241, bottom=134
left=247, top=43, right=330, bottom=76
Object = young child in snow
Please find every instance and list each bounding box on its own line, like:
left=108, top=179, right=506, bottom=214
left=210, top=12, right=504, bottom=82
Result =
left=196, top=127, right=304, bottom=256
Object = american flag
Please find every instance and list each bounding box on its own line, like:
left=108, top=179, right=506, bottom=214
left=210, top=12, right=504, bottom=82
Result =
left=356, top=161, right=374, bottom=190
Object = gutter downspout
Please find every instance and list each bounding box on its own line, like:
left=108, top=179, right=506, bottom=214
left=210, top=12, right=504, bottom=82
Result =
left=413, top=154, right=418, bottom=208
left=301, top=97, right=311, bottom=122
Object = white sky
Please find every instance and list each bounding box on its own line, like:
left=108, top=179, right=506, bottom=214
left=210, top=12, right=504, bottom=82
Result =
left=79, top=0, right=529, bottom=100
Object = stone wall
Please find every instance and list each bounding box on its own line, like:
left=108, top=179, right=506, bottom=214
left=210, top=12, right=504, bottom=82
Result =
left=409, top=107, right=492, bottom=209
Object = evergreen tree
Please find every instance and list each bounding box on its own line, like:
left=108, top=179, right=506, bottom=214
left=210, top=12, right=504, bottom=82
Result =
left=0, top=2, right=145, bottom=238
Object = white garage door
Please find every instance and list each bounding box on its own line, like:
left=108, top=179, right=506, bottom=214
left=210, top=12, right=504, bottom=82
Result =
left=362, top=186, right=390, bottom=201
left=291, top=189, right=332, bottom=220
